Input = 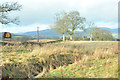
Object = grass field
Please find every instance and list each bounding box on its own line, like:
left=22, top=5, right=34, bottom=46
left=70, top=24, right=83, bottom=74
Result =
left=1, top=41, right=119, bottom=79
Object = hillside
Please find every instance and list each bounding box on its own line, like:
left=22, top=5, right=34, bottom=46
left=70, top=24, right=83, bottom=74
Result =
left=17, top=27, right=119, bottom=36
left=1, top=27, right=119, bottom=38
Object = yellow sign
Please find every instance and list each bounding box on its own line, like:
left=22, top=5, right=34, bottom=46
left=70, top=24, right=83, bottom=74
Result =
left=6, top=33, right=10, bottom=37
left=3, top=32, right=12, bottom=38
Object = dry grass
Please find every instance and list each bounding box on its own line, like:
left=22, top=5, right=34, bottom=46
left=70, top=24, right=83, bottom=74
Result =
left=1, top=41, right=119, bottom=78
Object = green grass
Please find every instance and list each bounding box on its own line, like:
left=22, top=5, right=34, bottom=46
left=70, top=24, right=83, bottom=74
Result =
left=43, top=56, right=118, bottom=78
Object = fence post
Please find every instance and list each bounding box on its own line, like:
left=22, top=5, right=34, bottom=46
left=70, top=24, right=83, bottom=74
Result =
left=37, top=27, right=39, bottom=42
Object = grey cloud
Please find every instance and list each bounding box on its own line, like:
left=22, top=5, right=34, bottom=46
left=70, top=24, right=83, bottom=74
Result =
left=0, top=0, right=119, bottom=31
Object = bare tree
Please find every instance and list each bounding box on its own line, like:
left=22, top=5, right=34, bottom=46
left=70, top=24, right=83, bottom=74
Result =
left=51, top=12, right=69, bottom=41
left=87, top=22, right=96, bottom=41
left=66, top=11, right=86, bottom=40
left=0, top=2, right=22, bottom=25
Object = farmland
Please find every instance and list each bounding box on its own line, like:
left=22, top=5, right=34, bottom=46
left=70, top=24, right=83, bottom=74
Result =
left=1, top=40, right=119, bottom=79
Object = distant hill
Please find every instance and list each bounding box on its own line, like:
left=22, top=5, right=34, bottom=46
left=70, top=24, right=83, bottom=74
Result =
left=84, top=27, right=119, bottom=33
left=24, top=29, right=62, bottom=37
left=14, top=29, right=62, bottom=37
left=97, top=27, right=119, bottom=33
left=5, top=27, right=119, bottom=38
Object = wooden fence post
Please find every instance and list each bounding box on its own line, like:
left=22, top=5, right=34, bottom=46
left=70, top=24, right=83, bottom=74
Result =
left=37, top=27, right=39, bottom=42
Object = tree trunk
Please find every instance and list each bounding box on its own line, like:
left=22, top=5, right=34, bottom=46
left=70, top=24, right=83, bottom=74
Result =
left=70, top=35, right=73, bottom=41
left=63, top=34, right=65, bottom=41
left=90, top=34, right=93, bottom=41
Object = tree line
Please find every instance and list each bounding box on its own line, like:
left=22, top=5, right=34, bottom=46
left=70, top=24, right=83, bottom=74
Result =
left=51, top=11, right=114, bottom=41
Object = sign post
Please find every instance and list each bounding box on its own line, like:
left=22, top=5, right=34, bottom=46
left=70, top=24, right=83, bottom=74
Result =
left=3, top=32, right=12, bottom=42
left=37, top=27, right=39, bottom=42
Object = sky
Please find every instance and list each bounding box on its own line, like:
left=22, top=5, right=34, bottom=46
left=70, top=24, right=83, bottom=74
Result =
left=0, top=0, right=119, bottom=33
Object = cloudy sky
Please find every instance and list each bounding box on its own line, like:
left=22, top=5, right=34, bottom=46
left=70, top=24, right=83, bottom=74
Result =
left=0, top=0, right=119, bottom=33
